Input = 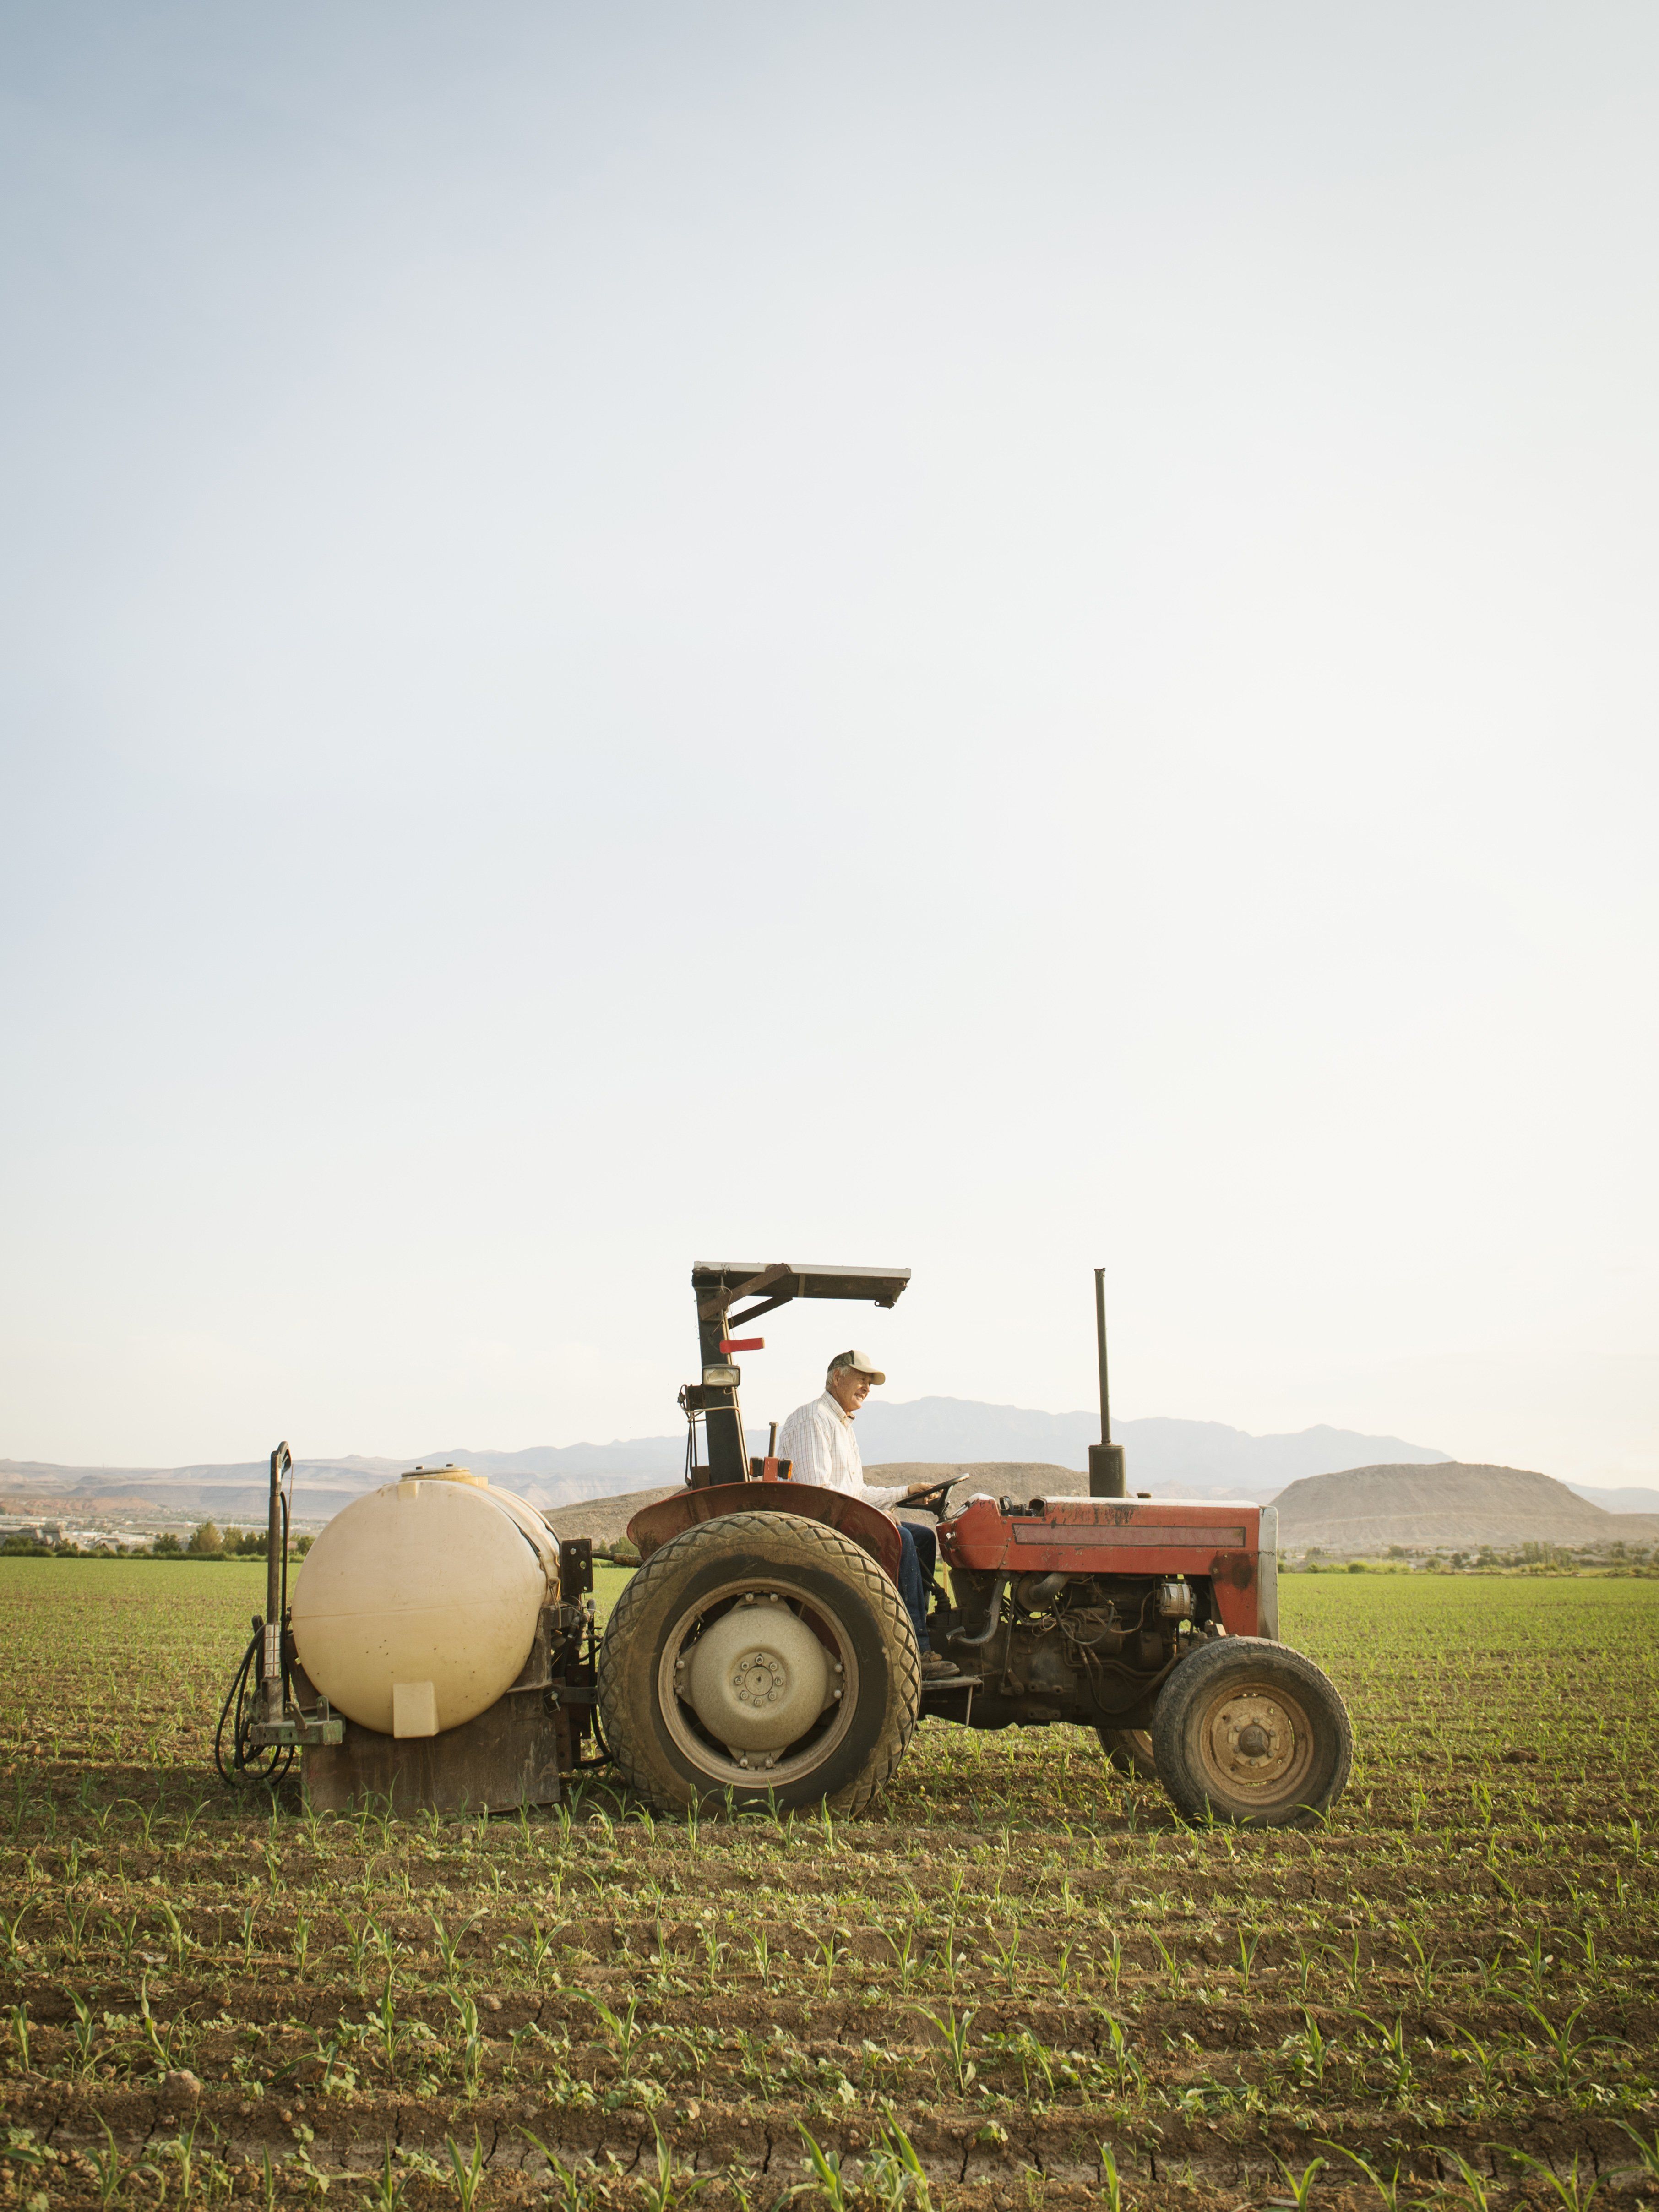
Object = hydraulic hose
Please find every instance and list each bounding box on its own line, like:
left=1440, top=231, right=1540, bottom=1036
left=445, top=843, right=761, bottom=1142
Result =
left=213, top=1624, right=295, bottom=1787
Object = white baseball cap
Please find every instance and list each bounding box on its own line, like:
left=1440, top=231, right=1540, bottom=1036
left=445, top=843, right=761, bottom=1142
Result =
left=830, top=1349, right=886, bottom=1384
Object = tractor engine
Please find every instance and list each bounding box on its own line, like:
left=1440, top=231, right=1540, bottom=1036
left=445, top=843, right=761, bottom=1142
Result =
left=930, top=1492, right=1277, bottom=1736
left=936, top=1566, right=1197, bottom=1729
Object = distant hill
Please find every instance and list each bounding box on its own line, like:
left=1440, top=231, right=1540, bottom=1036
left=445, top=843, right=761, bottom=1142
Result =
left=1274, top=1463, right=1659, bottom=1552
left=0, top=1406, right=1447, bottom=1520
left=542, top=1486, right=681, bottom=1544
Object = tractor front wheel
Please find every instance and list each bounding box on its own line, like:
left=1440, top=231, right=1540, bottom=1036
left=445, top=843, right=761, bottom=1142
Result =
left=1152, top=1638, right=1352, bottom=1828
left=597, top=1510, right=921, bottom=1815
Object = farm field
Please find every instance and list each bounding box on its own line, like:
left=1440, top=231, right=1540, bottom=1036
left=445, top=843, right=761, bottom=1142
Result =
left=0, top=1562, right=1655, bottom=2210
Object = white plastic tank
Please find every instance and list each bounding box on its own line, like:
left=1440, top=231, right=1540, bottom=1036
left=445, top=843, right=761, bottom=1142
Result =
left=290, top=1467, right=560, bottom=1738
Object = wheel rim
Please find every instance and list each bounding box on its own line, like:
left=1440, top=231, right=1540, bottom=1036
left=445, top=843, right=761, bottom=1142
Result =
left=656, top=1575, right=861, bottom=1788
left=1196, top=1679, right=1316, bottom=1807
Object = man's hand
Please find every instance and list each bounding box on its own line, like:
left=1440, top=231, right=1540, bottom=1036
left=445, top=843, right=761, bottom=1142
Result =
left=903, top=1478, right=959, bottom=1506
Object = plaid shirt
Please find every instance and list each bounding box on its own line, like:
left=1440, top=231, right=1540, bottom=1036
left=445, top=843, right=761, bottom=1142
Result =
left=777, top=1391, right=906, bottom=1512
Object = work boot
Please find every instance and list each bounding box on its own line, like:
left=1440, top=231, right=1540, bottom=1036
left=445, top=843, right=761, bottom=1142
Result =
left=920, top=1651, right=963, bottom=1683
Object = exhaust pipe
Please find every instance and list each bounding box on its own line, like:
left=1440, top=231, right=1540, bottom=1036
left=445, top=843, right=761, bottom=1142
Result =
left=1087, top=1268, right=1126, bottom=1498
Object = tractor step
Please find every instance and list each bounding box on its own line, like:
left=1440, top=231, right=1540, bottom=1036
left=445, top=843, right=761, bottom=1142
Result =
left=919, top=1672, right=981, bottom=1721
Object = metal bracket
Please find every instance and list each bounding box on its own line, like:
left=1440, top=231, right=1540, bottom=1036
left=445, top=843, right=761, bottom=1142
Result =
left=246, top=1707, right=344, bottom=1749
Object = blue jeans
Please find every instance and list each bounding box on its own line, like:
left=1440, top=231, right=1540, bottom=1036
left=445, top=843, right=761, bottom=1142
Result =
left=897, top=1521, right=937, bottom=1653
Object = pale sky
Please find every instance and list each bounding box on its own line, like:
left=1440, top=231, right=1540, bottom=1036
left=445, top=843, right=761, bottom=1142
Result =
left=2, top=4, right=1655, bottom=1483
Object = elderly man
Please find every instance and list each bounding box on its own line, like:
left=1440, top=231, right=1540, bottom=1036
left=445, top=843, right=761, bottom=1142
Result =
left=777, top=1350, right=961, bottom=1682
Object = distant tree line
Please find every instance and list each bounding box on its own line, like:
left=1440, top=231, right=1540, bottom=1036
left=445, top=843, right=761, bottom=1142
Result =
left=1294, top=1538, right=1657, bottom=1577
left=1, top=1520, right=314, bottom=1560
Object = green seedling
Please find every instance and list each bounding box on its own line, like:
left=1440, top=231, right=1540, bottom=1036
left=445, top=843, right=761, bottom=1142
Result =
left=1402, top=1928, right=1437, bottom=2000
left=518, top=2129, right=600, bottom=2212
left=1275, top=2153, right=1326, bottom=2211
left=132, top=1976, right=170, bottom=2070
left=1236, top=1927, right=1261, bottom=1997
left=1099, top=2143, right=1128, bottom=2212
left=1326, top=1931, right=1363, bottom=1999
left=87, top=2118, right=124, bottom=2212
left=919, top=2005, right=976, bottom=2095
left=62, top=1896, right=92, bottom=1959
left=430, top=1910, right=482, bottom=1978
left=511, top=1920, right=555, bottom=1978
left=373, top=1976, right=406, bottom=2075
left=996, top=2026, right=1054, bottom=2103
left=1150, top=1933, right=1180, bottom=1997
left=1434, top=2147, right=1491, bottom=2212
left=799, top=2125, right=856, bottom=2212
left=1288, top=2010, right=1329, bottom=2084
left=152, top=2118, right=210, bottom=2204
left=1502, top=2147, right=1601, bottom=2212
left=1055, top=1937, right=1079, bottom=1995
left=1359, top=2012, right=1414, bottom=2092
left=582, top=1991, right=645, bottom=2087
left=1099, top=2013, right=1144, bottom=2092
left=866, top=2117, right=932, bottom=2212
left=991, top=1926, right=1022, bottom=1992
left=1615, top=2125, right=1659, bottom=2186
left=450, top=1991, right=485, bottom=2095
left=68, top=1991, right=96, bottom=2076
left=445, top=2130, right=489, bottom=2212
left=1319, top=2141, right=1407, bottom=2210
left=362, top=2138, right=412, bottom=2209
left=814, top=1933, right=839, bottom=1996
left=641, top=2120, right=716, bottom=2212
left=1104, top=1931, right=1124, bottom=1997
left=0, top=1906, right=31, bottom=1969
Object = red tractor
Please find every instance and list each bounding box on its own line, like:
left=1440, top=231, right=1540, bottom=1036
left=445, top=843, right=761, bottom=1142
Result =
left=598, top=1262, right=1352, bottom=1828
left=228, top=1259, right=1350, bottom=1828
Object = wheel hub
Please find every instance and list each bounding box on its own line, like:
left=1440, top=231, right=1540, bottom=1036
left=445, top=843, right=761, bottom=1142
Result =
left=1208, top=1693, right=1300, bottom=1788
left=683, top=1598, right=834, bottom=1756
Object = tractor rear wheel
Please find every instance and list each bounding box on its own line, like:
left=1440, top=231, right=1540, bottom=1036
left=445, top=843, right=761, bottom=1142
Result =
left=1095, top=1726, right=1157, bottom=1780
left=1152, top=1638, right=1351, bottom=1828
left=597, top=1510, right=921, bottom=1815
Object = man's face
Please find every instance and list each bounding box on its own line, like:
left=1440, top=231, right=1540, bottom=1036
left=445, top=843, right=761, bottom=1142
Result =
left=827, top=1364, right=871, bottom=1415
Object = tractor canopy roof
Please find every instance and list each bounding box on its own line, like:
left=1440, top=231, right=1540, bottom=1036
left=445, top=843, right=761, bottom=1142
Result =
left=691, top=1261, right=911, bottom=1325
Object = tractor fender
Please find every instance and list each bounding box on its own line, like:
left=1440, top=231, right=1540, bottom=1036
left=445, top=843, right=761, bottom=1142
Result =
left=626, top=1483, right=904, bottom=1585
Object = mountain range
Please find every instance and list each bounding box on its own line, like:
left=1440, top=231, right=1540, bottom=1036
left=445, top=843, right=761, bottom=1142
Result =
left=5, top=1400, right=1655, bottom=1526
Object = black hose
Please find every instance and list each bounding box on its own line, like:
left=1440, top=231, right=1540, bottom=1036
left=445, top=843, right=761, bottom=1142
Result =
left=572, top=1607, right=613, bottom=1770
left=213, top=1623, right=295, bottom=1787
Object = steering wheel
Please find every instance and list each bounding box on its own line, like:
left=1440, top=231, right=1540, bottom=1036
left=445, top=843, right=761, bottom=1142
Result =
left=902, top=1477, right=963, bottom=1518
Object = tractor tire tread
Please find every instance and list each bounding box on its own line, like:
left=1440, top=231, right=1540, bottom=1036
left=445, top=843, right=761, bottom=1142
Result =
left=597, top=1509, right=920, bottom=1817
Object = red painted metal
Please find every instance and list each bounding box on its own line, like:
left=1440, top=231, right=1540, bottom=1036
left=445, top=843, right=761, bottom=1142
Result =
left=719, top=1337, right=765, bottom=1353
left=938, top=1496, right=1265, bottom=1636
